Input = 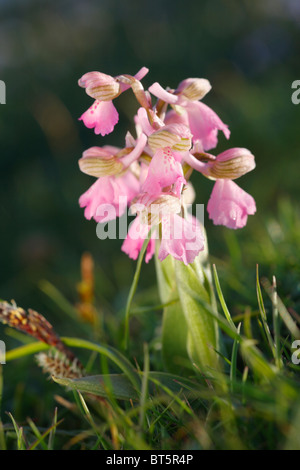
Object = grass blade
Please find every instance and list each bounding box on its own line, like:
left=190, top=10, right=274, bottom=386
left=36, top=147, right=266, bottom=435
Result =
left=139, top=343, right=150, bottom=431
left=230, top=323, right=241, bottom=393
left=212, top=264, right=236, bottom=331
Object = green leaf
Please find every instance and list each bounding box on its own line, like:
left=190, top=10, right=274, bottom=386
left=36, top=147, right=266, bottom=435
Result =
left=53, top=371, right=203, bottom=402
left=161, top=299, right=191, bottom=373
left=154, top=250, right=176, bottom=303
left=53, top=374, right=139, bottom=401
left=175, top=260, right=220, bottom=373
left=6, top=337, right=141, bottom=392
left=155, top=254, right=190, bottom=373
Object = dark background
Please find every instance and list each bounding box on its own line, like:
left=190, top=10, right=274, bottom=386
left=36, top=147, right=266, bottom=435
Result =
left=1, top=0, right=300, bottom=317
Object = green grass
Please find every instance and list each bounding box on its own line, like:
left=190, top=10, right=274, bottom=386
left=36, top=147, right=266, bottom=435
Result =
left=0, top=198, right=300, bottom=450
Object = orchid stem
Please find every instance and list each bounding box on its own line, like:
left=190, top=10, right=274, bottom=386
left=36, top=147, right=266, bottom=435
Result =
left=123, top=227, right=154, bottom=352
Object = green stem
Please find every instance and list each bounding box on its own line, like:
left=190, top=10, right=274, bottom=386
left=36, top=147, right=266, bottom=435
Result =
left=123, top=228, right=153, bottom=351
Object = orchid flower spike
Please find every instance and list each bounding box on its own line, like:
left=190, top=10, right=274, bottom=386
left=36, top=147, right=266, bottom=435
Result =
left=78, top=66, right=257, bottom=264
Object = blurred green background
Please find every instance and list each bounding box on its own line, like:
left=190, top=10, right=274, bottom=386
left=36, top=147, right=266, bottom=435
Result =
left=0, top=0, right=300, bottom=317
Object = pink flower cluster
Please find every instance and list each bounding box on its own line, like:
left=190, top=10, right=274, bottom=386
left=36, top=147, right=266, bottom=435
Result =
left=78, top=67, right=256, bottom=265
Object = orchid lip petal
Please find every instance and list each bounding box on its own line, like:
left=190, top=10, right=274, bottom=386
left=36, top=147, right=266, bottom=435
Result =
left=207, top=179, right=256, bottom=229
left=79, top=100, right=119, bottom=136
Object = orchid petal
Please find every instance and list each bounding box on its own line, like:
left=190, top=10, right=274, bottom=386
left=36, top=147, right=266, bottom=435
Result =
left=207, top=179, right=256, bottom=229
left=79, top=100, right=119, bottom=136
left=148, top=82, right=178, bottom=104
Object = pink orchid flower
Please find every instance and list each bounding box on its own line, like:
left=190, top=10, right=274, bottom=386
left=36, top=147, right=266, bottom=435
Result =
left=183, top=146, right=255, bottom=180
left=134, top=107, right=166, bottom=137
left=207, top=179, right=256, bottom=229
left=79, top=67, right=149, bottom=136
left=121, top=216, right=156, bottom=263
left=78, top=132, right=147, bottom=222
left=79, top=100, right=119, bottom=137
left=149, top=80, right=230, bottom=151
left=164, top=108, right=190, bottom=127
left=79, top=171, right=140, bottom=223
left=141, top=147, right=186, bottom=197
left=182, top=100, right=230, bottom=151
left=158, top=213, right=205, bottom=265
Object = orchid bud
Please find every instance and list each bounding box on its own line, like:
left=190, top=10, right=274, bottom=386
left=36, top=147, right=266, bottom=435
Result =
left=78, top=147, right=123, bottom=177
left=202, top=148, right=256, bottom=180
left=78, top=72, right=121, bottom=101
left=176, top=78, right=212, bottom=101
